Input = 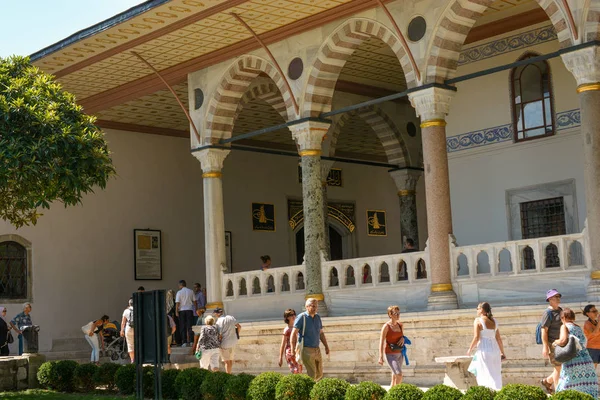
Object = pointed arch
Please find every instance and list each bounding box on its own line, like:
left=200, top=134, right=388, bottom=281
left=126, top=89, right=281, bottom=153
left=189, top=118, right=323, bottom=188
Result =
left=302, top=18, right=418, bottom=118
left=204, top=55, right=297, bottom=143
left=584, top=0, right=600, bottom=41
left=424, top=0, right=575, bottom=84
left=235, top=83, right=288, bottom=122
left=328, top=105, right=411, bottom=167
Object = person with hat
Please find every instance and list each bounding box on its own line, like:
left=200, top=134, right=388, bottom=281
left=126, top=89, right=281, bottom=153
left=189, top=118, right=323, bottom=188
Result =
left=540, top=289, right=563, bottom=394
left=214, top=308, right=241, bottom=374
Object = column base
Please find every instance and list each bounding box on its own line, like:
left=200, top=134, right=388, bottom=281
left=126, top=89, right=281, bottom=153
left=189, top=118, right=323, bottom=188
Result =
left=427, top=290, right=458, bottom=311
left=205, top=302, right=224, bottom=312
left=587, top=278, right=600, bottom=302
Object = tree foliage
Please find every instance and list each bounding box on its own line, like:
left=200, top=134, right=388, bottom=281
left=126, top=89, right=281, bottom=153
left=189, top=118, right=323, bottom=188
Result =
left=0, top=56, right=115, bottom=227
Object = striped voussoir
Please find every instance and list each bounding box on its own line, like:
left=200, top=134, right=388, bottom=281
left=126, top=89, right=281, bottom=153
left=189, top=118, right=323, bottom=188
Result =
left=302, top=18, right=417, bottom=118
left=204, top=55, right=296, bottom=144
left=425, top=0, right=575, bottom=84
left=585, top=0, right=600, bottom=41
left=328, top=105, right=410, bottom=167
left=234, top=83, right=288, bottom=122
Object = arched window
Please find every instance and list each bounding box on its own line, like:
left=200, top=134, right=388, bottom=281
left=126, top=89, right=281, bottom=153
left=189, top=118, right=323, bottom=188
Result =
left=0, top=241, right=28, bottom=299
left=511, top=54, right=554, bottom=142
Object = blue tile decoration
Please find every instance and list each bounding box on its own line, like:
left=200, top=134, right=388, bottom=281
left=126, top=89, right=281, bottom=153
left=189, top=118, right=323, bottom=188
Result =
left=459, top=25, right=557, bottom=66
left=447, top=109, right=580, bottom=153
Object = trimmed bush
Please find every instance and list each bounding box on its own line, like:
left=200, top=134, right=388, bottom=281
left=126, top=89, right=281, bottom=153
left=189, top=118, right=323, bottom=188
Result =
left=276, top=374, right=315, bottom=400
left=310, top=378, right=350, bottom=400
left=495, top=384, right=546, bottom=400
left=175, top=367, right=211, bottom=400
left=422, top=384, right=463, bottom=400
left=201, top=371, right=231, bottom=400
left=37, top=361, right=57, bottom=389
left=142, top=365, right=156, bottom=399
left=93, top=362, right=121, bottom=391
left=247, top=372, right=284, bottom=400
left=115, top=364, right=136, bottom=395
left=224, top=373, right=255, bottom=400
left=463, top=386, right=495, bottom=400
left=345, top=381, right=387, bottom=400
left=384, top=384, right=424, bottom=400
left=551, top=391, right=595, bottom=400
left=51, top=360, right=79, bottom=392
left=162, top=368, right=181, bottom=400
left=73, top=363, right=99, bottom=392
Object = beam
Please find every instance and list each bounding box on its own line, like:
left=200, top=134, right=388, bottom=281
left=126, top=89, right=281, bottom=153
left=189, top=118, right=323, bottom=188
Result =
left=464, top=8, right=550, bottom=45
left=96, top=120, right=188, bottom=138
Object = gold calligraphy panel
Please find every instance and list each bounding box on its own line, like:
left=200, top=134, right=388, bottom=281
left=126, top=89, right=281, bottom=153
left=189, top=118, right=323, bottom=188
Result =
left=252, top=203, right=275, bottom=232
left=367, top=210, right=387, bottom=236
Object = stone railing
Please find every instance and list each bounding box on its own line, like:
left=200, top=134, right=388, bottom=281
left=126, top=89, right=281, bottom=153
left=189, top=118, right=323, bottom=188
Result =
left=222, top=264, right=306, bottom=300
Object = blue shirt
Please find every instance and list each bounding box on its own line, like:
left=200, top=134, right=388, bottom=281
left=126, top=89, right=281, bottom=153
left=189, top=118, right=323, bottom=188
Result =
left=195, top=291, right=206, bottom=310
left=294, top=312, right=322, bottom=348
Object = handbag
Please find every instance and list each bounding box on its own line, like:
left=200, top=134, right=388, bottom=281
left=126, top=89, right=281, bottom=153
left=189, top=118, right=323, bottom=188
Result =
left=7, top=332, right=13, bottom=344
left=389, top=343, right=404, bottom=351
left=554, top=335, right=581, bottom=363
left=294, top=314, right=306, bottom=364
left=195, top=349, right=202, bottom=360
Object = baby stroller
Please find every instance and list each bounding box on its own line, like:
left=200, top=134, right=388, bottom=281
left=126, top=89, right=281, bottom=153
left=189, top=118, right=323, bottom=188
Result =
left=101, top=321, right=128, bottom=361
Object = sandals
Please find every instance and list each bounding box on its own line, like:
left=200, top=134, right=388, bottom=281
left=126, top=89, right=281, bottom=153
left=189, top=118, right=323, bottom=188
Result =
left=541, top=379, right=554, bottom=394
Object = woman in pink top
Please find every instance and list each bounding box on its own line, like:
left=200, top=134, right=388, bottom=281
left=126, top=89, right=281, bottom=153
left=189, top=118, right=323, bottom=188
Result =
left=278, top=309, right=302, bottom=374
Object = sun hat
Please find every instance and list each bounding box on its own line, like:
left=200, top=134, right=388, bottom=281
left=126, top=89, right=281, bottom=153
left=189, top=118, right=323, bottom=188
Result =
left=546, top=289, right=562, bottom=302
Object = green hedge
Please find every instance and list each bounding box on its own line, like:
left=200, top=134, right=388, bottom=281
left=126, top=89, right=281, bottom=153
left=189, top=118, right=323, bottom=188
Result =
left=422, top=384, right=463, bottom=400
left=345, top=381, right=387, bottom=400
left=551, top=391, right=595, bottom=400
left=247, top=372, right=284, bottom=400
left=495, top=384, right=546, bottom=400
left=276, top=374, right=314, bottom=400
left=175, top=367, right=211, bottom=400
left=224, top=373, right=255, bottom=400
left=162, top=368, right=181, bottom=400
left=115, top=364, right=136, bottom=395
left=310, top=378, right=350, bottom=400
left=384, top=384, right=424, bottom=400
left=463, top=386, right=496, bottom=400
left=73, top=363, right=99, bottom=392
left=201, top=371, right=232, bottom=400
left=93, top=362, right=121, bottom=391
left=37, top=361, right=57, bottom=390
left=37, top=360, right=79, bottom=393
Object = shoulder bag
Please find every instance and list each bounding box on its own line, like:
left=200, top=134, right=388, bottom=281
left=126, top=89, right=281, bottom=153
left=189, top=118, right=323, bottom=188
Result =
left=553, top=334, right=581, bottom=363
left=7, top=331, right=13, bottom=344
left=294, top=314, right=306, bottom=364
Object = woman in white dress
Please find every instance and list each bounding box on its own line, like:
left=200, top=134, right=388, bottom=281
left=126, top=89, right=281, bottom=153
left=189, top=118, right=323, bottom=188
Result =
left=467, top=302, right=506, bottom=390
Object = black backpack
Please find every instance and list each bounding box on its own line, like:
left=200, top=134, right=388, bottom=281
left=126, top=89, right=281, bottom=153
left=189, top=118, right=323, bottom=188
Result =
left=128, top=308, right=134, bottom=329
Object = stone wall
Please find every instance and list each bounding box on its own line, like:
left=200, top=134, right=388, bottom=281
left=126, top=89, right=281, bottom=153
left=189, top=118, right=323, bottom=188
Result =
left=0, top=354, right=45, bottom=391
left=231, top=302, right=591, bottom=386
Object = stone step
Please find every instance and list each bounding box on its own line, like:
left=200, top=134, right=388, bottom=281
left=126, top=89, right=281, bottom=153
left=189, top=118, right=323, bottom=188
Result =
left=50, top=338, right=88, bottom=352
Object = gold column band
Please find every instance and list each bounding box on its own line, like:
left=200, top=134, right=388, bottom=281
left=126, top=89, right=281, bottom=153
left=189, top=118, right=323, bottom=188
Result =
left=299, top=149, right=322, bottom=157
left=431, top=283, right=453, bottom=292
left=398, top=190, right=416, bottom=196
left=206, top=302, right=224, bottom=309
left=305, top=293, right=325, bottom=301
left=577, top=83, right=600, bottom=93
left=421, top=119, right=447, bottom=128
left=591, top=271, right=600, bottom=280
left=202, top=172, right=222, bottom=179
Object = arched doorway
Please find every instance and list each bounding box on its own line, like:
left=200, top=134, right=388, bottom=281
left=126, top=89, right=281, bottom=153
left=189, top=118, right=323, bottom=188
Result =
left=296, top=225, right=345, bottom=265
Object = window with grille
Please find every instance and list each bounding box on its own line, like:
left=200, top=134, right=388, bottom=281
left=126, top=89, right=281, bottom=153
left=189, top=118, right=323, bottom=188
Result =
left=0, top=241, right=28, bottom=299
left=520, top=197, right=566, bottom=269
left=511, top=54, right=555, bottom=142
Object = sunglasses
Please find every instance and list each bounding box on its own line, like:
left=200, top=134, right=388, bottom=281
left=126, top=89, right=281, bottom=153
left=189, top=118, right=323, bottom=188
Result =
left=390, top=311, right=400, bottom=316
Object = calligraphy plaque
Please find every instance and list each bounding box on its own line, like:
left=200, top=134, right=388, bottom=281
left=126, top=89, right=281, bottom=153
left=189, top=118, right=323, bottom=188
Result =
left=367, top=210, right=387, bottom=236
left=252, top=203, right=275, bottom=231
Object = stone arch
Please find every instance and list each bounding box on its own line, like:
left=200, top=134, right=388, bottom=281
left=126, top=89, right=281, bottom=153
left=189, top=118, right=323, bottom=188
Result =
left=204, top=55, right=297, bottom=143
left=424, top=0, right=575, bottom=84
left=235, top=82, right=288, bottom=122
left=302, top=18, right=417, bottom=118
left=328, top=105, right=411, bottom=167
left=583, top=0, right=600, bottom=41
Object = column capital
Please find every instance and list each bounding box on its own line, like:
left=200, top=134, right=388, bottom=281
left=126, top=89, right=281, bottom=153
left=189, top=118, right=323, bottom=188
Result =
left=291, top=121, right=331, bottom=153
left=193, top=148, right=230, bottom=175
left=389, top=169, right=422, bottom=194
left=408, top=87, right=455, bottom=122
left=561, top=46, right=600, bottom=87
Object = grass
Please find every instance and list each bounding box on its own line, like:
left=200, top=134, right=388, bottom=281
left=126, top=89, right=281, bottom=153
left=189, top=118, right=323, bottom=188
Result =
left=0, top=389, right=134, bottom=399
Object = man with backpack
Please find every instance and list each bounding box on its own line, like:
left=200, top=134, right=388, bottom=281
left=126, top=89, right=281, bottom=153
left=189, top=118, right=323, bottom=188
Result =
left=539, top=289, right=563, bottom=394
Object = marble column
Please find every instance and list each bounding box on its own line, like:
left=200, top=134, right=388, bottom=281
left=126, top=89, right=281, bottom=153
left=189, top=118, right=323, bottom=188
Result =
left=321, top=160, right=335, bottom=261
left=408, top=87, right=458, bottom=310
left=292, top=121, right=330, bottom=315
left=193, top=148, right=230, bottom=311
left=562, top=47, right=600, bottom=300
left=389, top=169, right=422, bottom=248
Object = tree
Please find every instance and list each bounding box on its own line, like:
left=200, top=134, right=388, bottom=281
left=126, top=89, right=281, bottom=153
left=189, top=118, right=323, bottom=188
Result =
left=0, top=56, right=115, bottom=228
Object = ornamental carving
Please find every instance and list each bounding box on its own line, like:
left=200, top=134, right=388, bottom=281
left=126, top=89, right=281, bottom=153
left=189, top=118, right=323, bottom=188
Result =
left=561, top=46, right=600, bottom=86
left=389, top=169, right=421, bottom=192
left=193, top=148, right=230, bottom=173
left=408, top=87, right=455, bottom=121
left=290, top=121, right=330, bottom=151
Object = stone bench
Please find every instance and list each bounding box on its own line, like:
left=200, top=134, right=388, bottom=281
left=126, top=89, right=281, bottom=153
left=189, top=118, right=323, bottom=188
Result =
left=434, top=356, right=476, bottom=390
